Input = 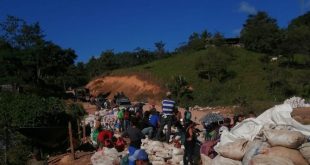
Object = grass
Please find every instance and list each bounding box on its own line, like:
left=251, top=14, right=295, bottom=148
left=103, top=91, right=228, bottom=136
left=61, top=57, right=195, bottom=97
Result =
left=113, top=47, right=310, bottom=113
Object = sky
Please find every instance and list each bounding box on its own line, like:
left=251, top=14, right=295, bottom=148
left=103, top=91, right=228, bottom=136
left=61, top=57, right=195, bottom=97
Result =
left=1, top=0, right=310, bottom=62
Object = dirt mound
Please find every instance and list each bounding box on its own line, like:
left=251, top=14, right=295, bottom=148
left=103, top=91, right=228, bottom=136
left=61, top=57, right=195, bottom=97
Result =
left=86, top=75, right=164, bottom=103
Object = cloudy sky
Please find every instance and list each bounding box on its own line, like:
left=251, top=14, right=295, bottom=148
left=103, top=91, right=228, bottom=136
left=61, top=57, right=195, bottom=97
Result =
left=0, top=0, right=309, bottom=62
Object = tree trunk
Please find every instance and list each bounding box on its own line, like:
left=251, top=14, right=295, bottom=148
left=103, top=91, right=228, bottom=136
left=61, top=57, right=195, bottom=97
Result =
left=68, top=121, right=75, bottom=160
left=4, top=126, right=8, bottom=165
left=77, top=119, right=81, bottom=140
left=82, top=120, right=86, bottom=143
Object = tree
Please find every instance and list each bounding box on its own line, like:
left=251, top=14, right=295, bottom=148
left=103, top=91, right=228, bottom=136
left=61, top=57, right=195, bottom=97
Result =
left=240, top=11, right=281, bottom=54
left=281, top=11, right=310, bottom=56
left=154, top=41, right=165, bottom=58
left=211, top=32, right=225, bottom=47
left=166, top=75, right=193, bottom=105
left=187, top=32, right=205, bottom=50
left=195, top=48, right=233, bottom=82
left=0, top=15, right=44, bottom=49
left=0, top=93, right=69, bottom=164
left=200, top=30, right=212, bottom=43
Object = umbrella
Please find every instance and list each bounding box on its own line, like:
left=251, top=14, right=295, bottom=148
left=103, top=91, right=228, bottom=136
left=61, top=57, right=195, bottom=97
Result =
left=200, top=113, right=224, bottom=126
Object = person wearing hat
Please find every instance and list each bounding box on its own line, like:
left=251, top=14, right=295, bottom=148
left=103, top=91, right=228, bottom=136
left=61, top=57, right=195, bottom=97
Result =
left=184, top=120, right=198, bottom=165
left=129, top=149, right=150, bottom=165
left=156, top=91, right=177, bottom=143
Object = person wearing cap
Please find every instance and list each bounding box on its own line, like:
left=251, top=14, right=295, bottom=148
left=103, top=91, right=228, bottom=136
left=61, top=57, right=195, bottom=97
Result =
left=184, top=120, right=198, bottom=165
left=129, top=149, right=150, bottom=165
left=156, top=91, right=177, bottom=143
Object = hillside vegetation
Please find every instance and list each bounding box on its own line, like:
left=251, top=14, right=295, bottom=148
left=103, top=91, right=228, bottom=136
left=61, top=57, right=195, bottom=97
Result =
left=114, top=47, right=310, bottom=113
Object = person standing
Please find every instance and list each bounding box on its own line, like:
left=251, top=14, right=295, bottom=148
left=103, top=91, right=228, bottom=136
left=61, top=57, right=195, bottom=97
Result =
left=184, top=121, right=198, bottom=165
left=123, top=108, right=130, bottom=131
left=156, top=92, right=176, bottom=143
left=117, top=107, right=125, bottom=132
left=184, top=106, right=192, bottom=125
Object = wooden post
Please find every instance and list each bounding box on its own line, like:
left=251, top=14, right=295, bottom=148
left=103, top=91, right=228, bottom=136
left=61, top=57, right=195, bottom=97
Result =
left=82, top=120, right=86, bottom=143
left=77, top=119, right=81, bottom=140
left=68, top=121, right=75, bottom=160
left=4, top=126, right=7, bottom=165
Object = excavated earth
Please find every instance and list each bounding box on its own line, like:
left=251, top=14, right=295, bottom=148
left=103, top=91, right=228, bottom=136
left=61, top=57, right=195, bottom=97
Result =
left=86, top=75, right=164, bottom=104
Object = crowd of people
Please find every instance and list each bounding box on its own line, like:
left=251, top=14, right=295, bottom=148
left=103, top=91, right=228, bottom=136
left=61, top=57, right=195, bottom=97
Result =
left=87, top=91, right=257, bottom=165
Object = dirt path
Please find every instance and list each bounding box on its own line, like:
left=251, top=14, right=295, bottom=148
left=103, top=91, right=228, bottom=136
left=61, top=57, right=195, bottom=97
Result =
left=81, top=102, right=97, bottom=115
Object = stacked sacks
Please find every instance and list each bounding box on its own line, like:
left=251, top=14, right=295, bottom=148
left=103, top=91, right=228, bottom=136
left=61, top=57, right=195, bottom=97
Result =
left=91, top=147, right=127, bottom=165
left=213, top=129, right=309, bottom=165
left=240, top=129, right=308, bottom=165
left=284, top=96, right=310, bottom=108
left=213, top=139, right=251, bottom=164
left=250, top=128, right=308, bottom=165
left=208, top=104, right=310, bottom=165
left=84, top=114, right=95, bottom=127
left=299, top=143, right=310, bottom=163
left=141, top=138, right=184, bottom=165
left=84, top=110, right=116, bottom=130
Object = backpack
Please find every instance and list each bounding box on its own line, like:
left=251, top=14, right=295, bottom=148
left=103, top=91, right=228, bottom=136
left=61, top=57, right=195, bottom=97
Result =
left=124, top=111, right=130, bottom=120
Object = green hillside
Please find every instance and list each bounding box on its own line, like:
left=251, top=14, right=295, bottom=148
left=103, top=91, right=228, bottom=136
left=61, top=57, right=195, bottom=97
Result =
left=114, top=47, right=310, bottom=112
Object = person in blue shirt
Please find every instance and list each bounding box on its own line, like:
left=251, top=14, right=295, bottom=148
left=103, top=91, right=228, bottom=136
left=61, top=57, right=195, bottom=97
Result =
left=148, top=110, right=160, bottom=138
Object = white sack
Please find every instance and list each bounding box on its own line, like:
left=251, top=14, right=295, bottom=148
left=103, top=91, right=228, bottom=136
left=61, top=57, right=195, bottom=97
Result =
left=250, top=154, right=294, bottom=165
left=217, top=104, right=310, bottom=147
left=299, top=142, right=310, bottom=164
left=264, top=146, right=308, bottom=165
left=216, top=139, right=249, bottom=160
left=211, top=155, right=241, bottom=165
left=264, top=129, right=306, bottom=149
left=242, top=141, right=270, bottom=165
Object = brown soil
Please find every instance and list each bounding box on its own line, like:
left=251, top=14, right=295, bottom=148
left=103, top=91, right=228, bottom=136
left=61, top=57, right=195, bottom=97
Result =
left=81, top=102, right=97, bottom=114
left=86, top=75, right=164, bottom=104
left=292, top=107, right=310, bottom=125
left=48, top=152, right=93, bottom=165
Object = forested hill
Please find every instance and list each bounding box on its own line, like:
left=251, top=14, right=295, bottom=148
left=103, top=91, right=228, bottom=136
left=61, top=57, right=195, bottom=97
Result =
left=113, top=47, right=310, bottom=112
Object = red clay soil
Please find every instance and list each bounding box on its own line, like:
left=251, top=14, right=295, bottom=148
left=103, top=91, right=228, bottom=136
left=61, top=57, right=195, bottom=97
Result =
left=86, top=75, right=164, bottom=104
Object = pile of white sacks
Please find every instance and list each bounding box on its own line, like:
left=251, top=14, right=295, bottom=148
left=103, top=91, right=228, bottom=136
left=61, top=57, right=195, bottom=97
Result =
left=284, top=96, right=310, bottom=108
left=84, top=109, right=116, bottom=128
left=90, top=137, right=184, bottom=165
left=140, top=138, right=184, bottom=165
left=91, top=147, right=127, bottom=165
left=201, top=104, right=310, bottom=165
